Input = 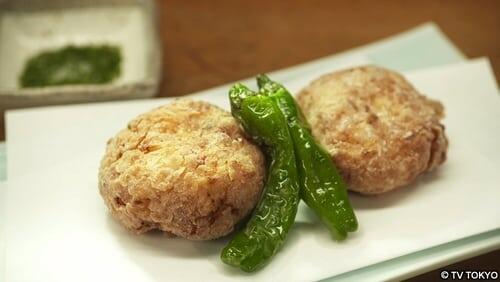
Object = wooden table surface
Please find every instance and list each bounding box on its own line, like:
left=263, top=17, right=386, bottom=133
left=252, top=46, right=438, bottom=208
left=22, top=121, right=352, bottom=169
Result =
left=157, top=0, right=499, bottom=97
left=1, top=0, right=499, bottom=279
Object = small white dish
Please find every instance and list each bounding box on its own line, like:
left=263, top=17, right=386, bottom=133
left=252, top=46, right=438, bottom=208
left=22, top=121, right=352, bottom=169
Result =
left=0, top=0, right=161, bottom=110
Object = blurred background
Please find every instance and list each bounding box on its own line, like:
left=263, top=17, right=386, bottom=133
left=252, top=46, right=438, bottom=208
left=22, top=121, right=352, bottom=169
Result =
left=157, top=0, right=499, bottom=95
left=0, top=0, right=499, bottom=279
left=0, top=0, right=499, bottom=139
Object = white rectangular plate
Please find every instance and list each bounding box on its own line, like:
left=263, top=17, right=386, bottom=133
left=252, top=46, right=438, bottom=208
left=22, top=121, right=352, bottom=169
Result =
left=3, top=58, right=500, bottom=281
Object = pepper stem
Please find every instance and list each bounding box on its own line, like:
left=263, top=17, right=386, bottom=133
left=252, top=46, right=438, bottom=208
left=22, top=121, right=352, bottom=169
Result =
left=229, top=83, right=256, bottom=110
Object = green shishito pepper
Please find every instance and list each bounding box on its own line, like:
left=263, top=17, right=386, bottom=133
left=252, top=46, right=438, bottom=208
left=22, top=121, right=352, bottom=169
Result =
left=257, top=74, right=358, bottom=240
left=221, top=84, right=301, bottom=272
left=20, top=45, right=121, bottom=88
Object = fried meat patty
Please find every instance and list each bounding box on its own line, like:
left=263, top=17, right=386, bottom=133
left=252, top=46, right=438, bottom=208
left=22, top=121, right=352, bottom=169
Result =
left=99, top=100, right=265, bottom=240
left=297, top=66, right=447, bottom=194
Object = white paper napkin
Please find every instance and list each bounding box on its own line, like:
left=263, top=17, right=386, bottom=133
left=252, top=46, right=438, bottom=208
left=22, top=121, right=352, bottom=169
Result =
left=3, top=58, right=499, bottom=282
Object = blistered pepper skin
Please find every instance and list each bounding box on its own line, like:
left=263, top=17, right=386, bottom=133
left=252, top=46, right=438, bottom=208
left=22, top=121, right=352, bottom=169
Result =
left=221, top=84, right=300, bottom=272
left=257, top=74, right=358, bottom=240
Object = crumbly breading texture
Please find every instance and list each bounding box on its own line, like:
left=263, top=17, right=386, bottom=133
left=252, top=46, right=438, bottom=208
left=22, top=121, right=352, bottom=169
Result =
left=297, top=66, right=448, bottom=194
left=98, top=99, right=265, bottom=240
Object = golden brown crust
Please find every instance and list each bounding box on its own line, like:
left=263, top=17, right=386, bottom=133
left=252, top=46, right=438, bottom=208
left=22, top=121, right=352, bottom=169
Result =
left=98, top=99, right=265, bottom=240
left=297, top=66, right=448, bottom=195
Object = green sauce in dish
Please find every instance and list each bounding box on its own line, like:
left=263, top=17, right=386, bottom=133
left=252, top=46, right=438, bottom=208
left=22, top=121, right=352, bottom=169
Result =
left=20, top=45, right=121, bottom=88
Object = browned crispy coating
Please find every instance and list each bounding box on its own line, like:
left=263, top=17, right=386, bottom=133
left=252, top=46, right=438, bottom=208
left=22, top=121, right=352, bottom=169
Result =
left=297, top=66, right=448, bottom=195
left=98, top=99, right=265, bottom=240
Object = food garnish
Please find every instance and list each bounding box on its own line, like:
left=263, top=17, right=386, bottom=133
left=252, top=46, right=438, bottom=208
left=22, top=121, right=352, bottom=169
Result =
left=257, top=74, right=358, bottom=239
left=221, top=84, right=301, bottom=272
left=20, top=45, right=121, bottom=88
left=222, top=76, right=358, bottom=272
